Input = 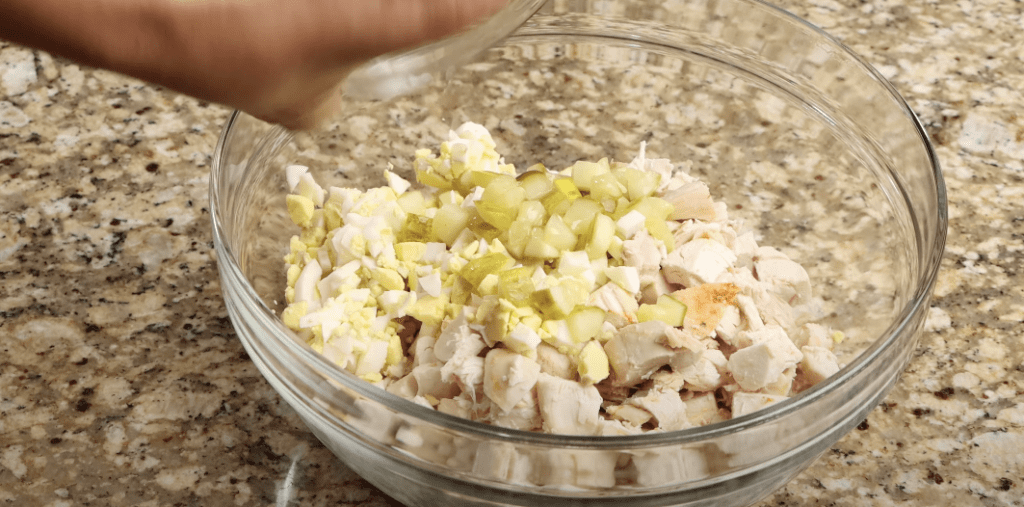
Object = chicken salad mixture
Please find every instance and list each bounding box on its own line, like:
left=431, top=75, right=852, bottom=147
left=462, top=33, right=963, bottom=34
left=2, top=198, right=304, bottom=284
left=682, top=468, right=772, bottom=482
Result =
left=280, top=122, right=843, bottom=435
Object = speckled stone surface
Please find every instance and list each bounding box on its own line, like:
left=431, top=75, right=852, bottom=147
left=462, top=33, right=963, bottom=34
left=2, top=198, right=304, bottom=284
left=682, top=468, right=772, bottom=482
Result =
left=1, top=0, right=1022, bottom=505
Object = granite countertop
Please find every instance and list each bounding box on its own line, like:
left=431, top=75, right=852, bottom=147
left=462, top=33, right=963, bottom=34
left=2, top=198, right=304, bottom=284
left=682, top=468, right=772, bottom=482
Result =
left=1, top=0, right=1022, bottom=505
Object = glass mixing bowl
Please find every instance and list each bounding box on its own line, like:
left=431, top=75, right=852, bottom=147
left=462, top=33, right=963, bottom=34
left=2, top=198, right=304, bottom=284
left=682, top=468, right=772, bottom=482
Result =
left=210, top=0, right=946, bottom=505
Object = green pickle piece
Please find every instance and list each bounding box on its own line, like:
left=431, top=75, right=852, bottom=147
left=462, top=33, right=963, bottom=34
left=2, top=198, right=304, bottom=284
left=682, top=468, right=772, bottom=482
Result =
left=461, top=252, right=513, bottom=288
left=637, top=294, right=688, bottom=326
left=517, top=169, right=555, bottom=201
left=498, top=267, right=536, bottom=306
left=467, top=213, right=502, bottom=241
left=477, top=174, right=525, bottom=229
left=398, top=214, right=433, bottom=243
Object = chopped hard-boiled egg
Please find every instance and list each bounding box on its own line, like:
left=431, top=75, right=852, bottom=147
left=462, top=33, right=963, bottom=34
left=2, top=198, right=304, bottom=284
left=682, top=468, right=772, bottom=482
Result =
left=280, top=121, right=844, bottom=437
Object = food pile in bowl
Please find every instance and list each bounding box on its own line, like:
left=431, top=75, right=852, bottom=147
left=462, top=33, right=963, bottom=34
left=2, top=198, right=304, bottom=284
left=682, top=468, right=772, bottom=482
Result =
left=210, top=0, right=945, bottom=504
left=279, top=121, right=844, bottom=435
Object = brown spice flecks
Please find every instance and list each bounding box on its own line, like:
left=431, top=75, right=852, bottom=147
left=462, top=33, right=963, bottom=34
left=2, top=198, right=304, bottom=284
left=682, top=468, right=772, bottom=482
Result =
left=671, top=283, right=741, bottom=337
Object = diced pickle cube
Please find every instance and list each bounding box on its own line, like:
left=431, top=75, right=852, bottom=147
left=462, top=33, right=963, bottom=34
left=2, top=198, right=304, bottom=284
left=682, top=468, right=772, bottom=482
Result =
left=570, top=158, right=610, bottom=192
left=645, top=217, right=675, bottom=252
left=524, top=227, right=561, bottom=259
left=541, top=189, right=571, bottom=216
left=463, top=169, right=502, bottom=194
left=589, top=172, right=625, bottom=201
left=577, top=340, right=610, bottom=384
left=504, top=220, right=533, bottom=258
left=583, top=213, right=616, bottom=260
left=397, top=214, right=433, bottom=243
left=543, top=215, right=578, bottom=253
left=462, top=252, right=513, bottom=288
left=416, top=167, right=452, bottom=190
left=562, top=198, right=603, bottom=235
left=566, top=305, right=607, bottom=343
left=499, top=267, right=536, bottom=306
left=553, top=177, right=583, bottom=202
left=625, top=168, right=661, bottom=200
left=517, top=170, right=555, bottom=200
left=477, top=175, right=525, bottom=229
left=467, top=213, right=502, bottom=241
left=518, top=200, right=548, bottom=227
left=628, top=196, right=675, bottom=223
left=637, top=294, right=688, bottom=326
left=531, top=279, right=589, bottom=319
left=432, top=203, right=471, bottom=245
left=450, top=275, right=473, bottom=306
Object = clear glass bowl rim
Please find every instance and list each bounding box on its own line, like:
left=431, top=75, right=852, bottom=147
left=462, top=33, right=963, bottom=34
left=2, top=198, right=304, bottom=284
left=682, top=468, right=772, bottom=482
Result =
left=210, top=0, right=947, bottom=449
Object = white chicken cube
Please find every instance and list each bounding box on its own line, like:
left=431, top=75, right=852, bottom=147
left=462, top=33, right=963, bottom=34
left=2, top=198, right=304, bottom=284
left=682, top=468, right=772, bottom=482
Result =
left=661, top=238, right=737, bottom=288
left=726, top=326, right=803, bottom=391
left=603, top=321, right=677, bottom=387
left=535, top=373, right=603, bottom=435
left=800, top=346, right=841, bottom=384
left=616, top=210, right=647, bottom=240
left=625, top=387, right=690, bottom=431
left=622, top=230, right=666, bottom=287
left=411, top=363, right=461, bottom=400
left=483, top=349, right=541, bottom=413
left=587, top=282, right=640, bottom=328
left=433, top=310, right=485, bottom=362
left=754, top=246, right=813, bottom=303
left=731, top=392, right=789, bottom=417
left=670, top=351, right=723, bottom=392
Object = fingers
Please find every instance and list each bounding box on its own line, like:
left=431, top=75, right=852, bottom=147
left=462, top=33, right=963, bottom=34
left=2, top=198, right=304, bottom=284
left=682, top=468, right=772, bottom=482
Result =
left=324, top=0, right=511, bottom=57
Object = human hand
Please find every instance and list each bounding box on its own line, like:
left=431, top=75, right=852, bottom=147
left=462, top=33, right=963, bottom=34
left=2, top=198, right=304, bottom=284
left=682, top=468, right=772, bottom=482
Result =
left=2, top=0, right=509, bottom=129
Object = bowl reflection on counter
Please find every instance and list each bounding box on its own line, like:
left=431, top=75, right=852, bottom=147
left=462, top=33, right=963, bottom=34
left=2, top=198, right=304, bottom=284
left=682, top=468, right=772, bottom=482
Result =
left=210, top=0, right=946, bottom=505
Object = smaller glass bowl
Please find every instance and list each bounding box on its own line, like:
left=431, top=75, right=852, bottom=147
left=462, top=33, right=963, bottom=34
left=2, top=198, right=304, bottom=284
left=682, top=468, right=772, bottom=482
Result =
left=342, top=0, right=546, bottom=100
left=210, top=0, right=946, bottom=505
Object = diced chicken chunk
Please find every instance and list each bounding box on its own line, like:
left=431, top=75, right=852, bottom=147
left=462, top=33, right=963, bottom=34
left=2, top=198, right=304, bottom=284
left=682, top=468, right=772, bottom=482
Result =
left=603, top=321, right=677, bottom=387
left=731, top=392, right=789, bottom=417
left=622, top=231, right=667, bottom=288
left=411, top=363, right=461, bottom=400
left=663, top=181, right=717, bottom=221
left=535, top=373, right=603, bottom=435
left=800, top=346, right=841, bottom=384
left=588, top=282, right=640, bottom=328
left=671, top=282, right=741, bottom=337
left=684, top=392, right=723, bottom=426
left=662, top=238, right=737, bottom=288
left=670, top=350, right=724, bottom=392
left=726, top=326, right=803, bottom=391
left=433, top=310, right=485, bottom=362
left=754, top=246, right=813, bottom=303
left=625, top=387, right=690, bottom=431
left=535, top=341, right=575, bottom=380
left=606, top=403, right=654, bottom=427
left=483, top=349, right=541, bottom=413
